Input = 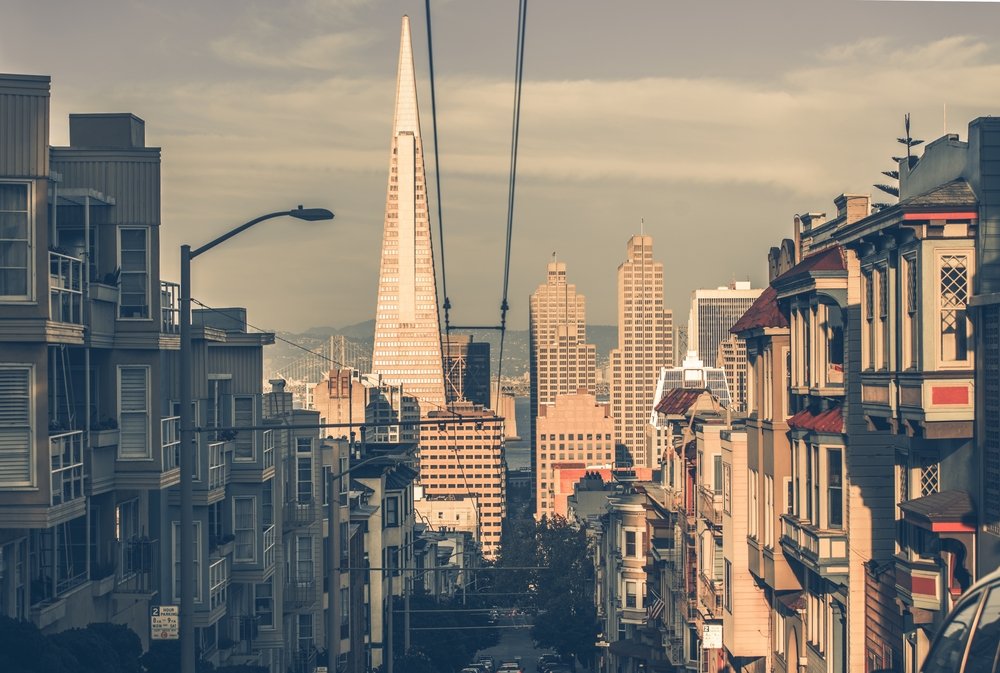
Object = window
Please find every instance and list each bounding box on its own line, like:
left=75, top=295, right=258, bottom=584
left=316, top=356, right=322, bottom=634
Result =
left=825, top=305, right=844, bottom=385
left=294, top=536, right=313, bottom=582
left=748, top=469, right=759, bottom=539
left=298, top=613, right=314, bottom=653
left=118, top=366, right=150, bottom=459
left=713, top=455, right=723, bottom=494
left=233, top=496, right=255, bottom=563
left=724, top=559, right=732, bottom=612
left=233, top=396, right=254, bottom=461
left=261, top=478, right=273, bottom=526
left=625, top=530, right=637, bottom=557
left=864, top=269, right=875, bottom=369
left=172, top=521, right=201, bottom=603
left=828, top=449, right=843, bottom=529
left=903, top=254, right=920, bottom=369
left=0, top=365, right=33, bottom=486
left=255, top=579, right=274, bottom=628
left=118, top=228, right=149, bottom=319
left=297, top=456, right=313, bottom=503
left=340, top=586, right=350, bottom=637
left=775, top=611, right=786, bottom=657
left=764, top=475, right=774, bottom=548
left=625, top=580, right=637, bottom=608
left=723, top=463, right=732, bottom=514
left=385, top=496, right=399, bottom=528
left=939, top=253, right=970, bottom=363
left=921, top=591, right=982, bottom=673
left=878, top=266, right=890, bottom=370
left=0, top=183, right=31, bottom=300
left=296, top=437, right=312, bottom=453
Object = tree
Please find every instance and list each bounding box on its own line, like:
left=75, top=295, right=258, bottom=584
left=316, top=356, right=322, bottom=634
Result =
left=401, top=593, right=499, bottom=673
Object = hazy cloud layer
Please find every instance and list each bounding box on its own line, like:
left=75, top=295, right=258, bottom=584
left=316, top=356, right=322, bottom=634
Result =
left=5, top=1, right=1000, bottom=331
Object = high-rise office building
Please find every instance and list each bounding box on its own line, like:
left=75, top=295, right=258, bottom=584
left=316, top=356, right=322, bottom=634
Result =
left=529, top=260, right=597, bottom=504
left=717, top=334, right=749, bottom=413
left=610, top=235, right=673, bottom=465
left=535, top=391, right=614, bottom=519
left=370, top=16, right=446, bottom=412
left=443, top=333, right=491, bottom=407
left=687, top=281, right=762, bottom=369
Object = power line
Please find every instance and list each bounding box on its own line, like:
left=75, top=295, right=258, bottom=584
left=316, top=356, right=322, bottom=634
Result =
left=424, top=0, right=451, bottom=335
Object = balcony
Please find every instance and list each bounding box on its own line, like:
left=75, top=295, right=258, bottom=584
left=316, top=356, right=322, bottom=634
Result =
left=894, top=554, right=944, bottom=614
left=699, top=573, right=722, bottom=617
left=284, top=499, right=317, bottom=529
left=780, top=514, right=849, bottom=582
left=49, top=251, right=83, bottom=325
left=50, top=431, right=85, bottom=507
left=114, top=536, right=159, bottom=595
left=698, top=486, right=722, bottom=527
left=284, top=579, right=317, bottom=607
left=160, top=281, right=180, bottom=334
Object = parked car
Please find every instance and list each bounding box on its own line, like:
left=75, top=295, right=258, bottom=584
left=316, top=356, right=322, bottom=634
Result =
left=537, top=654, right=561, bottom=672
left=477, top=655, right=495, bottom=672
left=919, top=567, right=1000, bottom=673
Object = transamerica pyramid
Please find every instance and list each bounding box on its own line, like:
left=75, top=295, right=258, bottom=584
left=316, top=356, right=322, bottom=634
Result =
left=370, top=15, right=447, bottom=411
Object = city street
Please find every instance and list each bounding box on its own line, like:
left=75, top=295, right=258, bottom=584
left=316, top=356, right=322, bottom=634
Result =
left=473, top=610, right=553, bottom=672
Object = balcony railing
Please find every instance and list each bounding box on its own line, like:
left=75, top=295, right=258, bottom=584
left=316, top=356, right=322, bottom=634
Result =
left=289, top=647, right=318, bottom=673
left=262, top=430, right=274, bottom=469
left=262, top=525, right=276, bottom=569
left=50, top=431, right=85, bottom=506
left=162, top=416, right=180, bottom=471
left=115, top=536, right=158, bottom=593
left=160, top=281, right=180, bottom=333
left=208, top=441, right=228, bottom=490
left=699, top=573, right=722, bottom=616
left=209, top=557, right=229, bottom=611
left=284, top=500, right=317, bottom=529
left=780, top=514, right=849, bottom=580
left=284, top=579, right=317, bottom=607
left=698, top=486, right=722, bottom=527
left=49, top=252, right=83, bottom=325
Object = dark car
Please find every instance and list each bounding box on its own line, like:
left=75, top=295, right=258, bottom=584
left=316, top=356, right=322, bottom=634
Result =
left=537, top=655, right=561, bottom=673
left=920, top=568, right=1000, bottom=673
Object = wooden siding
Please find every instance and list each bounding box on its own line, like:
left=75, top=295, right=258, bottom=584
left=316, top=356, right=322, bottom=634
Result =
left=0, top=75, right=49, bottom=177
left=50, top=150, right=161, bottom=225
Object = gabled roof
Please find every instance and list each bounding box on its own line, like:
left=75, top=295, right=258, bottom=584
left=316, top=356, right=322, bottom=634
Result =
left=772, top=246, right=846, bottom=287
left=654, top=388, right=707, bottom=416
left=787, top=405, right=844, bottom=434
left=730, top=285, right=789, bottom=334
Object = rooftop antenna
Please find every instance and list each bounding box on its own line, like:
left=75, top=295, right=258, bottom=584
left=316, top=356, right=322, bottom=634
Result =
left=640, top=217, right=645, bottom=236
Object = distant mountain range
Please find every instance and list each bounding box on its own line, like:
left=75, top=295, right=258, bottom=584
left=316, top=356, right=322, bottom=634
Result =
left=264, top=320, right=618, bottom=380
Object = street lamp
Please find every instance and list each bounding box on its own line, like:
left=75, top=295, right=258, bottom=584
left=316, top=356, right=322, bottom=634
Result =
left=178, top=206, right=334, bottom=673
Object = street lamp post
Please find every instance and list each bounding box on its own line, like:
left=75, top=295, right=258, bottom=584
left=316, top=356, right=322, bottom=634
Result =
left=179, top=206, right=333, bottom=673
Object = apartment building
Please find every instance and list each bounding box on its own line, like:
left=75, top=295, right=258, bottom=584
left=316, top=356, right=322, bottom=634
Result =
left=0, top=74, right=176, bottom=641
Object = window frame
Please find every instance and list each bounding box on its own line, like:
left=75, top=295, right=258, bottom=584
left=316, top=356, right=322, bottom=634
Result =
left=233, top=495, right=256, bottom=564
left=117, top=365, right=151, bottom=460
left=117, top=226, right=151, bottom=320
left=936, top=250, right=974, bottom=368
left=0, top=363, right=35, bottom=488
left=0, top=181, right=34, bottom=302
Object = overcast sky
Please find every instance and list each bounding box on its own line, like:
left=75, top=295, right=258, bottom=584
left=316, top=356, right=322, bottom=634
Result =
left=5, top=0, right=1000, bottom=331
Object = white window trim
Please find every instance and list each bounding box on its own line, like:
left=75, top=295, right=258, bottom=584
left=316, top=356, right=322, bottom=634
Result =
left=117, top=365, right=151, bottom=460
left=0, top=180, right=35, bottom=303
left=935, top=248, right=974, bottom=369
left=233, top=495, right=257, bottom=564
left=0, top=363, right=36, bottom=488
left=117, top=226, right=151, bottom=321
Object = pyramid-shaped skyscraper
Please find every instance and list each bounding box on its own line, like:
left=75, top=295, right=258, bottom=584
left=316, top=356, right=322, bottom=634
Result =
left=370, top=15, right=446, bottom=411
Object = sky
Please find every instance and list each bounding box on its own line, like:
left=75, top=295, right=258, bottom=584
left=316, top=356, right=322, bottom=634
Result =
left=5, top=0, right=1000, bottom=332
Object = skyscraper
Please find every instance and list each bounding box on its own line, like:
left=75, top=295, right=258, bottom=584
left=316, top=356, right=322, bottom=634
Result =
left=529, top=260, right=597, bottom=505
left=610, top=234, right=673, bottom=466
left=687, top=281, right=762, bottom=368
left=370, top=16, right=446, bottom=411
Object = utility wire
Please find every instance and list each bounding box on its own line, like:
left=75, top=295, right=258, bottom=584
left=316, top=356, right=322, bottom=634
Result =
left=190, top=297, right=462, bottom=419
left=424, top=0, right=451, bottom=335
left=495, top=0, right=528, bottom=398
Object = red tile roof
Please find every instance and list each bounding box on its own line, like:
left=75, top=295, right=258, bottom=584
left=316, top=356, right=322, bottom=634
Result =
left=730, top=285, right=788, bottom=334
left=773, top=246, right=846, bottom=285
left=787, top=405, right=844, bottom=433
left=654, top=388, right=707, bottom=416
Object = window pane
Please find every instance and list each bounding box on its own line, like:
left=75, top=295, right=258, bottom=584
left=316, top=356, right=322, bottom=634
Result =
left=922, top=593, right=982, bottom=673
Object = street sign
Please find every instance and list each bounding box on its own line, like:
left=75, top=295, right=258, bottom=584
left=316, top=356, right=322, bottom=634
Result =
left=151, top=605, right=180, bottom=640
left=702, top=622, right=722, bottom=649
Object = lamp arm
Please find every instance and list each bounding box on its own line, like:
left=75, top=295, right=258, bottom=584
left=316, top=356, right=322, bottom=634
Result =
left=190, top=211, right=292, bottom=259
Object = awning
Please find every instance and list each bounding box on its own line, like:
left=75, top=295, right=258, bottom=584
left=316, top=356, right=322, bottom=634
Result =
left=900, top=490, right=976, bottom=533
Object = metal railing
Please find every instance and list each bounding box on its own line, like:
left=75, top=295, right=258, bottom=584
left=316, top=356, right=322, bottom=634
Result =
left=49, top=251, right=83, bottom=324
left=262, top=429, right=274, bottom=469
left=208, top=441, right=228, bottom=489
left=160, top=281, right=180, bottom=333
left=289, top=647, right=318, bottom=673
left=283, top=499, right=316, bottom=529
left=50, top=430, right=85, bottom=506
left=162, top=416, right=180, bottom=471
left=699, top=572, right=723, bottom=616
left=262, top=525, right=275, bottom=569
left=284, top=579, right=317, bottom=607
left=698, top=486, right=723, bottom=526
left=116, top=536, right=159, bottom=593
left=209, top=557, right=229, bottom=610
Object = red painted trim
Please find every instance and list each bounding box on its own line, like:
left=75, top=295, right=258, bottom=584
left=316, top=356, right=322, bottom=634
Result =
left=930, top=522, right=976, bottom=533
left=902, top=212, right=978, bottom=221
left=911, top=575, right=938, bottom=597
left=932, top=386, right=969, bottom=405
